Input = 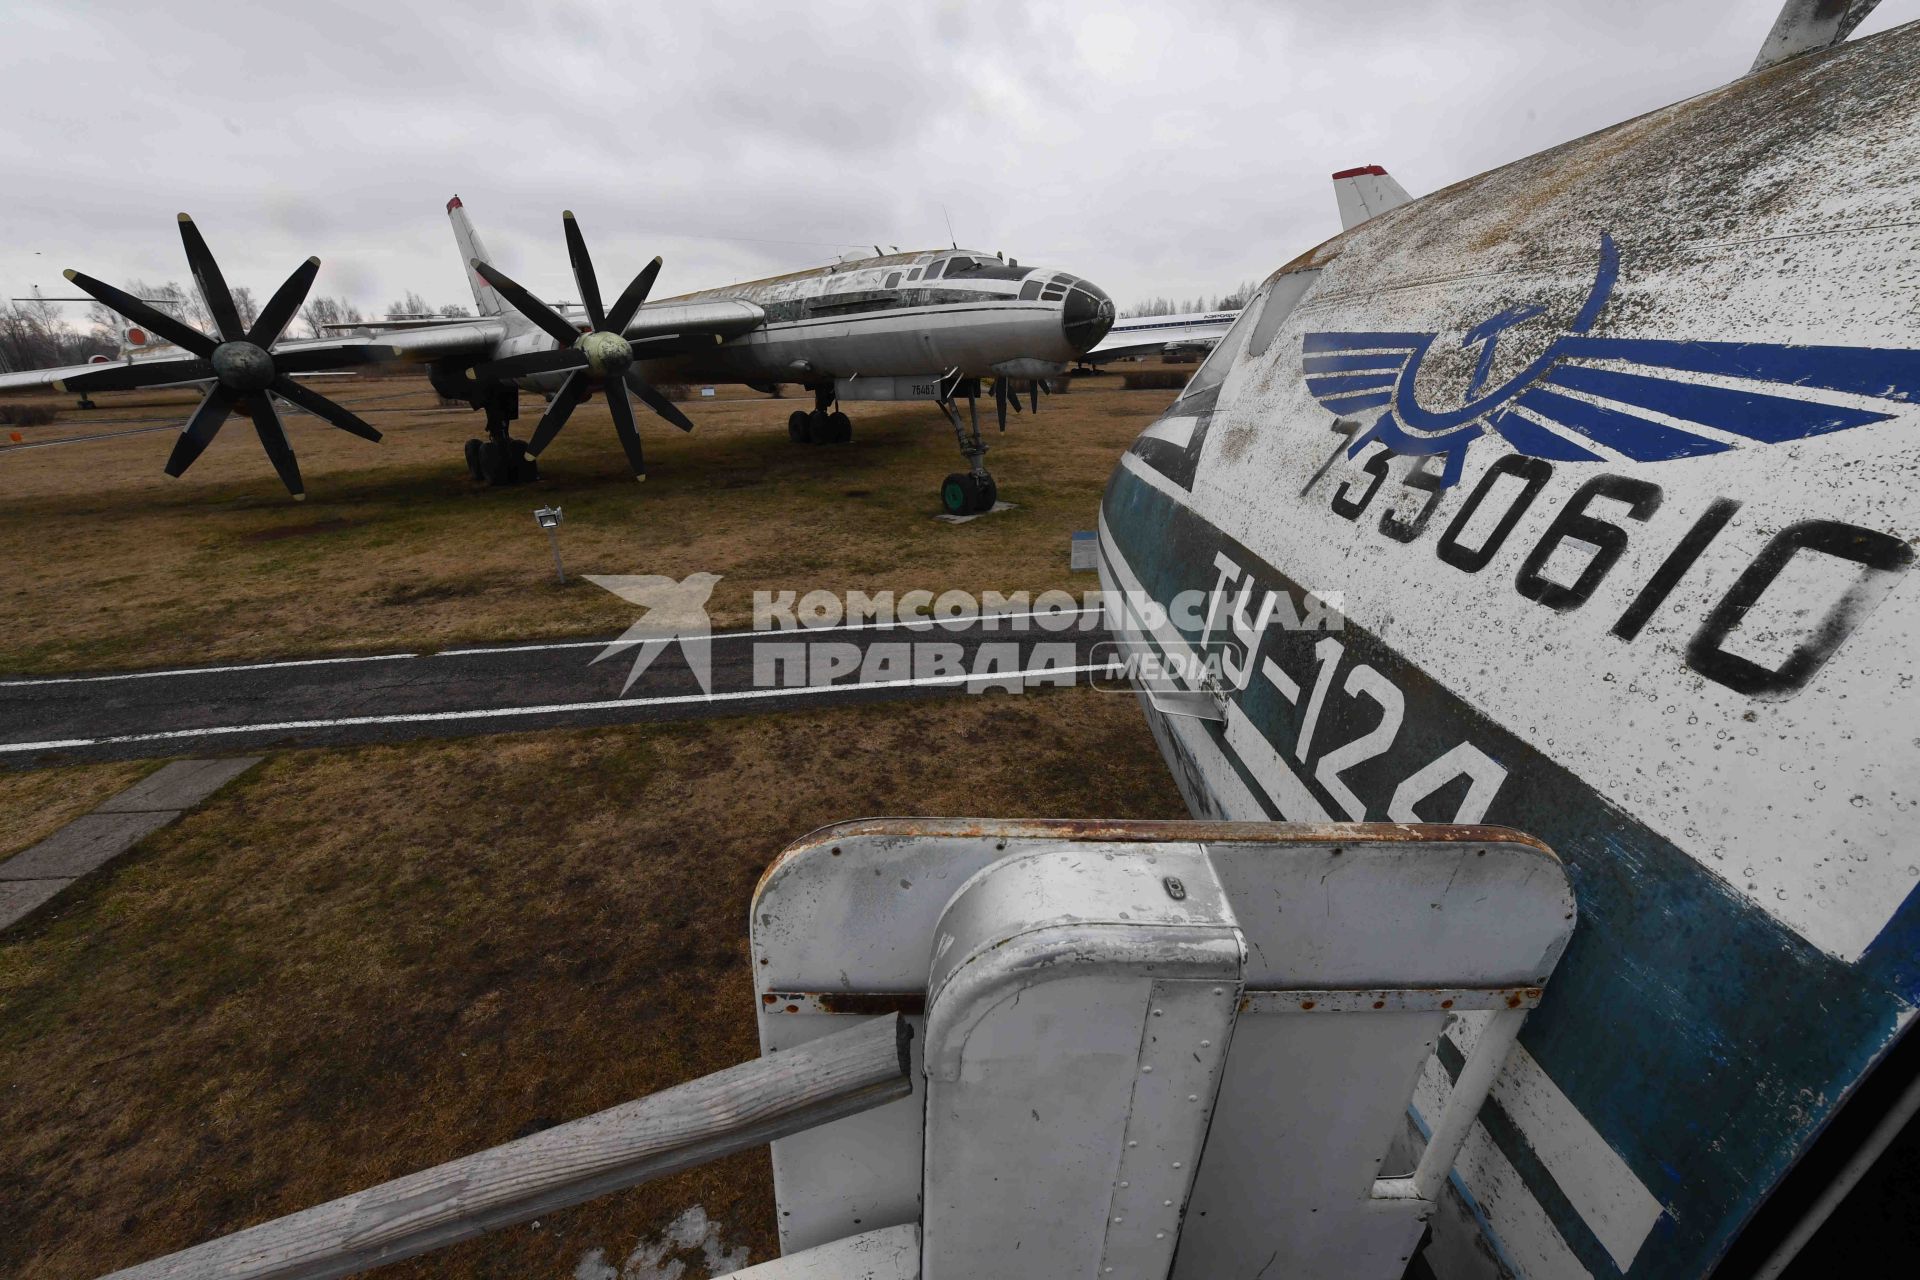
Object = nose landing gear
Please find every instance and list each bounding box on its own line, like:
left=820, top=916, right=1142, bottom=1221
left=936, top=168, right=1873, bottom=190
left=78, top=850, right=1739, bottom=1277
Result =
left=938, top=380, right=998, bottom=516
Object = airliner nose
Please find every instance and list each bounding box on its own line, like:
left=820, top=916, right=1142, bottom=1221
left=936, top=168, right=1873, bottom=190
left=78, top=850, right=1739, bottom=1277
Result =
left=1062, top=277, right=1115, bottom=354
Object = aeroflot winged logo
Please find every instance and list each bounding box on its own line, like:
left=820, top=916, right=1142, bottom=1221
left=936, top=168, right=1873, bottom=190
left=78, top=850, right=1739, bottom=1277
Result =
left=586, top=573, right=722, bottom=695
left=1303, top=233, right=1920, bottom=487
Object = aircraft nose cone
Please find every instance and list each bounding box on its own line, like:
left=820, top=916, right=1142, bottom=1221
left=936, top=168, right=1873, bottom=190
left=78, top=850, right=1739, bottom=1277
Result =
left=1062, top=278, right=1114, bottom=355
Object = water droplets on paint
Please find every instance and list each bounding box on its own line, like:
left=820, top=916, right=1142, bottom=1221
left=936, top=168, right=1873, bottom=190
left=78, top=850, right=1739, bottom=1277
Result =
left=573, top=1205, right=750, bottom=1280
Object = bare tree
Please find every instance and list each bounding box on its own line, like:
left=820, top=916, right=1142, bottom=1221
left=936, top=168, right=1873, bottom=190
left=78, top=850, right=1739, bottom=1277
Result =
left=1123, top=296, right=1174, bottom=319
left=299, top=296, right=363, bottom=338
left=1124, top=282, right=1261, bottom=319
left=438, top=303, right=472, bottom=318
left=1216, top=280, right=1259, bottom=310
left=386, top=290, right=433, bottom=319
left=231, top=285, right=260, bottom=333
left=0, top=299, right=112, bottom=372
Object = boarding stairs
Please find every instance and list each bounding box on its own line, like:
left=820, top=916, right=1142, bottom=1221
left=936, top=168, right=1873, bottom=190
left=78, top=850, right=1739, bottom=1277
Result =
left=102, top=819, right=1574, bottom=1280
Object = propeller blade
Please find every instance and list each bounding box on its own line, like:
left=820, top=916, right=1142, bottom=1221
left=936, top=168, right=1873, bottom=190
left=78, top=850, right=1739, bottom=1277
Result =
left=471, top=259, right=581, bottom=347
left=1029, top=379, right=1040, bottom=414
left=625, top=370, right=695, bottom=433
left=268, top=375, right=382, bottom=443
left=164, top=383, right=239, bottom=477
left=604, top=379, right=647, bottom=478
left=248, top=256, right=321, bottom=346
left=469, top=347, right=589, bottom=384
left=244, top=392, right=305, bottom=497
left=63, top=270, right=215, bottom=357
left=57, top=358, right=215, bottom=393
left=561, top=211, right=606, bottom=331
left=604, top=257, right=664, bottom=333
left=527, top=369, right=592, bottom=455
left=994, top=378, right=1009, bottom=431
left=177, top=214, right=245, bottom=342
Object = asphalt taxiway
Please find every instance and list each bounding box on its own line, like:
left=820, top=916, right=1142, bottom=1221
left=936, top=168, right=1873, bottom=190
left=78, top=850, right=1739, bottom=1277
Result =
left=0, top=610, right=1114, bottom=766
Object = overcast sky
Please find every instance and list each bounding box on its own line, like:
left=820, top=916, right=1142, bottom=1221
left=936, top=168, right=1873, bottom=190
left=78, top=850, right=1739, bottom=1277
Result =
left=1, top=0, right=1911, bottom=323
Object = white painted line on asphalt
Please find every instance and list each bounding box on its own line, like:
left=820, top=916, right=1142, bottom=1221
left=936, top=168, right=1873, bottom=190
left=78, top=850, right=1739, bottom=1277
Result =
left=0, top=607, right=1110, bottom=686
left=0, top=652, right=420, bottom=689
left=0, top=662, right=1110, bottom=755
left=433, top=605, right=1108, bottom=656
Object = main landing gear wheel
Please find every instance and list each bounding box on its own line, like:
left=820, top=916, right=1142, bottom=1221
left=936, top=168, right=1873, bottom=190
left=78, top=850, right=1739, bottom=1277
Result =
left=805, top=408, right=853, bottom=444
left=471, top=437, right=538, bottom=485
left=941, top=473, right=978, bottom=516
left=788, top=410, right=810, bottom=443
left=942, top=472, right=999, bottom=515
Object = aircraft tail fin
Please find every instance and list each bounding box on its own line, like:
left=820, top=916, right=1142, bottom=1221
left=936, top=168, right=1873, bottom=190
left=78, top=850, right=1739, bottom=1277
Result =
left=1750, top=0, right=1880, bottom=72
left=446, top=195, right=504, bottom=317
left=1331, top=165, right=1412, bottom=230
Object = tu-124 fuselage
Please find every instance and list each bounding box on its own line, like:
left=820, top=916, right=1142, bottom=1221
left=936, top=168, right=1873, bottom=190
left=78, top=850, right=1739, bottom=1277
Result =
left=1099, top=18, right=1920, bottom=1280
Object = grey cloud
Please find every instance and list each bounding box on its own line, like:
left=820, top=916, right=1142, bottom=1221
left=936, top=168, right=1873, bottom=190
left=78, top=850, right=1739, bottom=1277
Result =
left=1, top=0, right=1910, bottom=321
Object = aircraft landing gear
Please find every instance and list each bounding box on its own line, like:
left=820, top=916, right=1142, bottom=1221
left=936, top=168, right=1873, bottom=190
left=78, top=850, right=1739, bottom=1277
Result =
left=463, top=385, right=539, bottom=486
left=938, top=381, right=998, bottom=516
left=790, top=388, right=852, bottom=444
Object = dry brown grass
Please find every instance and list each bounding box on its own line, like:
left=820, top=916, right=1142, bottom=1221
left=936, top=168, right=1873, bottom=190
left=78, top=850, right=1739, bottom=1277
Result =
left=0, top=760, right=156, bottom=859
left=0, top=686, right=1186, bottom=1279
left=0, top=372, right=1180, bottom=674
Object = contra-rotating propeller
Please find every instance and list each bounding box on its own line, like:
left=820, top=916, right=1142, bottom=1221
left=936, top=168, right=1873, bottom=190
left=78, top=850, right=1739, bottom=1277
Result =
left=465, top=212, right=693, bottom=479
left=57, top=215, right=381, bottom=499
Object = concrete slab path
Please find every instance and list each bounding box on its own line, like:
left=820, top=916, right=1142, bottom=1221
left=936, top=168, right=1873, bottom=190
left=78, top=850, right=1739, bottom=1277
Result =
left=0, top=757, right=260, bottom=931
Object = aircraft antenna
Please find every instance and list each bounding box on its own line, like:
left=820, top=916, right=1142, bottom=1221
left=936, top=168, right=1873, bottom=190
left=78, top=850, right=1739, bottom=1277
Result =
left=942, top=204, right=958, bottom=249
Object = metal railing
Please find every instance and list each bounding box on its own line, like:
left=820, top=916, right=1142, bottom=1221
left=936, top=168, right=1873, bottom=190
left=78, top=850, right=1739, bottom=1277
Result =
left=102, top=1014, right=911, bottom=1280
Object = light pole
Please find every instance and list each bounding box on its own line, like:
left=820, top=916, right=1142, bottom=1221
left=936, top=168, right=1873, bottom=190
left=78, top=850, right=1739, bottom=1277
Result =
left=534, top=506, right=565, bottom=584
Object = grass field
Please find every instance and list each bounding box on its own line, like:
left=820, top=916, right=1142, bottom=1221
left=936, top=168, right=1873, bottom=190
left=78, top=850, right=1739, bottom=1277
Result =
left=0, top=371, right=1180, bottom=675
left=0, top=760, right=157, bottom=859
left=0, top=688, right=1187, bottom=1280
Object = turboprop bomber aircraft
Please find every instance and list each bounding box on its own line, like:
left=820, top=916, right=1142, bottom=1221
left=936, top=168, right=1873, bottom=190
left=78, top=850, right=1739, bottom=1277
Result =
left=0, top=200, right=1114, bottom=514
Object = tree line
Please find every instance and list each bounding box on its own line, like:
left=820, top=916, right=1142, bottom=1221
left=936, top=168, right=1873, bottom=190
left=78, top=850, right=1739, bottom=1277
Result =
left=0, top=285, right=475, bottom=372
left=1120, top=280, right=1259, bottom=319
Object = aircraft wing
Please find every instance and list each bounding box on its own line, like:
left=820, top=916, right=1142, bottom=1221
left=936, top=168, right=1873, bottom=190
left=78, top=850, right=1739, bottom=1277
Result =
left=0, top=321, right=513, bottom=395
left=622, top=298, right=765, bottom=344
left=0, top=358, right=174, bottom=393
left=1083, top=311, right=1240, bottom=364
left=372, top=318, right=509, bottom=360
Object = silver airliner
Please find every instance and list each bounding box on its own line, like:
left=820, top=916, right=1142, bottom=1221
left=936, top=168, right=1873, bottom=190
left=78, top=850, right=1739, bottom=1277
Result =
left=0, top=198, right=1114, bottom=513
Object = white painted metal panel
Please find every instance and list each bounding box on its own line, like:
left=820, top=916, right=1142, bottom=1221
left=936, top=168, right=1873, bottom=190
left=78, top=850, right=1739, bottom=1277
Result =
left=919, top=846, right=1241, bottom=1279
left=727, top=1223, right=919, bottom=1280
left=753, top=820, right=1576, bottom=1276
